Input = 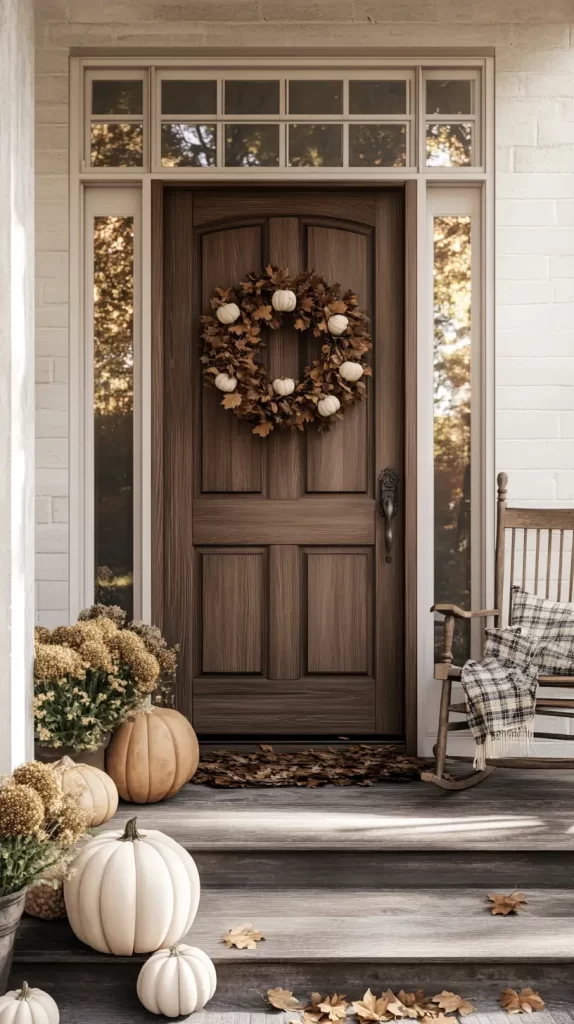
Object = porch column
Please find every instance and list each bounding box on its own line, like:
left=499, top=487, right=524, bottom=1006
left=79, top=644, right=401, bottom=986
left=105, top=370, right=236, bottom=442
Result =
left=0, top=0, right=36, bottom=771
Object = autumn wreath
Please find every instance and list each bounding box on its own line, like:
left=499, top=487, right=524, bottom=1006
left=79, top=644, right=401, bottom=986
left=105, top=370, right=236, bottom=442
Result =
left=200, top=265, right=372, bottom=437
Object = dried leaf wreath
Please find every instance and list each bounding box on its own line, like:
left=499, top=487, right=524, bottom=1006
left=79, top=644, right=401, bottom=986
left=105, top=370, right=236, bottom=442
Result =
left=200, top=265, right=372, bottom=437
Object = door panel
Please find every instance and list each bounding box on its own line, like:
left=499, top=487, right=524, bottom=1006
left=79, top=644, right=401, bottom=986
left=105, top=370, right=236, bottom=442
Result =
left=162, top=187, right=405, bottom=739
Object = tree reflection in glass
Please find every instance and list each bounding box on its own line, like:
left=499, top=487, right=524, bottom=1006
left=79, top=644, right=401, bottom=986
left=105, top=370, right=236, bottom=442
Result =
left=225, top=124, right=279, bottom=166
left=91, top=123, right=143, bottom=167
left=161, top=123, right=216, bottom=167
left=433, top=216, right=472, bottom=663
left=426, top=123, right=472, bottom=167
left=349, top=124, right=406, bottom=167
left=93, top=217, right=134, bottom=617
left=288, top=124, right=342, bottom=167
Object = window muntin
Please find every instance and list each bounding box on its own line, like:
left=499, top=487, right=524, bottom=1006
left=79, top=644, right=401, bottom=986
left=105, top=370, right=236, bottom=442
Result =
left=424, top=71, right=479, bottom=168
left=86, top=71, right=146, bottom=169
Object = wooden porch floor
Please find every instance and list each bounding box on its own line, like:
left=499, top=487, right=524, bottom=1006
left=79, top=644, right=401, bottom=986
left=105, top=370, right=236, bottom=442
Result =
left=109, top=768, right=574, bottom=851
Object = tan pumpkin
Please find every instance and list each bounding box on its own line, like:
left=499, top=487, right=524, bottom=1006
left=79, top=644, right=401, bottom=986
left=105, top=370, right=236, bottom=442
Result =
left=51, top=756, right=118, bottom=827
left=106, top=708, right=199, bottom=804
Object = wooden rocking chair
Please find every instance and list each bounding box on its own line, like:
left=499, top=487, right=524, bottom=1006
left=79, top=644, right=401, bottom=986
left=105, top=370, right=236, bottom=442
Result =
left=423, top=472, right=574, bottom=790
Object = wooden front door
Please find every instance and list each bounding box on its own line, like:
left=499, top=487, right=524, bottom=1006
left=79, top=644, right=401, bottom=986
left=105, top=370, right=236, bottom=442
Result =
left=158, top=187, right=406, bottom=740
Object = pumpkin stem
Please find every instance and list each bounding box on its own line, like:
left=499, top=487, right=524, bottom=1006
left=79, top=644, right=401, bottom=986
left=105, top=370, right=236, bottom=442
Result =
left=120, top=817, right=140, bottom=842
left=168, top=945, right=181, bottom=957
left=51, top=755, right=76, bottom=770
left=18, top=982, right=31, bottom=1001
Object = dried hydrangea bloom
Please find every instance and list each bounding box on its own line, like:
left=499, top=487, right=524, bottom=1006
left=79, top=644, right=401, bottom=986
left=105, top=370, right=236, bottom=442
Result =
left=128, top=621, right=178, bottom=685
left=75, top=636, right=113, bottom=673
left=12, top=762, right=62, bottom=814
left=78, top=603, right=127, bottom=628
left=110, top=630, right=160, bottom=691
left=34, top=626, right=52, bottom=644
left=0, top=784, right=45, bottom=836
left=49, top=792, right=88, bottom=845
left=34, top=642, right=86, bottom=682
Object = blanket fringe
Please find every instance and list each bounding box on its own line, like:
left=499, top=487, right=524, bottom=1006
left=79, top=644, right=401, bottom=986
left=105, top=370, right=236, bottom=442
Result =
left=474, top=721, right=535, bottom=770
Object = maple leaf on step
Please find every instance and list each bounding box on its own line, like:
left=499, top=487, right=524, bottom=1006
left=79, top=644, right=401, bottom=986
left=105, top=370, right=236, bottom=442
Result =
left=352, top=989, right=396, bottom=1022
left=303, top=992, right=326, bottom=1022
left=222, top=923, right=265, bottom=949
left=488, top=891, right=527, bottom=915
left=395, top=991, right=434, bottom=1018
left=318, top=994, right=349, bottom=1021
left=267, top=988, right=302, bottom=1011
left=499, top=987, right=545, bottom=1014
left=432, top=991, right=476, bottom=1015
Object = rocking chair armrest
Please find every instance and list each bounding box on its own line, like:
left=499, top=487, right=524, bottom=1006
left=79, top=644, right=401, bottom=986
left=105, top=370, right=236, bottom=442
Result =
left=434, top=663, right=462, bottom=681
left=431, top=603, right=498, bottom=620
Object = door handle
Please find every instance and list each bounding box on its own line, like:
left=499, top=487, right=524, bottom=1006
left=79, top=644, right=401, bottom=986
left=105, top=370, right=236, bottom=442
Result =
left=378, top=468, right=399, bottom=563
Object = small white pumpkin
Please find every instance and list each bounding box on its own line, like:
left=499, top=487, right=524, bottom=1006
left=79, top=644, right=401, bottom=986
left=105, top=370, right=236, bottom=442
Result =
left=272, top=377, right=295, bottom=397
left=0, top=982, right=59, bottom=1024
left=216, top=302, right=240, bottom=325
left=137, top=945, right=217, bottom=1017
left=339, top=361, right=364, bottom=383
left=51, top=755, right=118, bottom=827
left=327, top=314, right=349, bottom=336
left=64, top=817, right=200, bottom=956
left=215, top=373, right=238, bottom=393
left=317, top=395, right=341, bottom=418
left=271, top=288, right=297, bottom=313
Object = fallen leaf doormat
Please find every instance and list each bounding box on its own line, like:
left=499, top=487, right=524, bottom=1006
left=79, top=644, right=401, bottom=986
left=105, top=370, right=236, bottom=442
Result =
left=191, top=744, right=432, bottom=787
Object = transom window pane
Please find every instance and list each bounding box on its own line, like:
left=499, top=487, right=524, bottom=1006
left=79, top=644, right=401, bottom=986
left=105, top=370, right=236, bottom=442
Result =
left=92, top=80, right=143, bottom=116
left=349, top=124, right=406, bottom=167
left=91, top=123, right=144, bottom=167
left=225, top=81, right=280, bottom=115
left=350, top=80, right=407, bottom=115
left=426, top=123, right=473, bottom=167
left=225, top=124, right=279, bottom=166
left=161, top=124, right=216, bottom=167
left=288, top=124, right=343, bottom=167
left=161, top=80, right=216, bottom=116
left=289, top=81, right=343, bottom=115
left=426, top=79, right=473, bottom=116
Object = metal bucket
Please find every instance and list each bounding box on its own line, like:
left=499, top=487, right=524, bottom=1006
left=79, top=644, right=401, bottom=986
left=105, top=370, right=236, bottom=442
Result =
left=0, top=888, right=26, bottom=994
left=35, top=732, right=111, bottom=771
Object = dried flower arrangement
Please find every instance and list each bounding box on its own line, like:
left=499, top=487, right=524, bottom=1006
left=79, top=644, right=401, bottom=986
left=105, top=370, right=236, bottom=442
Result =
left=0, top=761, right=88, bottom=898
left=34, top=605, right=178, bottom=752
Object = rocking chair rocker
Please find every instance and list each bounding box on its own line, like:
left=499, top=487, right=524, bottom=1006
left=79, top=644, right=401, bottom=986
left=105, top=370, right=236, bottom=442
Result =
left=423, top=472, right=574, bottom=790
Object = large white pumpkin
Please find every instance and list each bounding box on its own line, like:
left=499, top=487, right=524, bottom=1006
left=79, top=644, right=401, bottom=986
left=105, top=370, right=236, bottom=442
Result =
left=272, top=377, right=295, bottom=397
left=137, top=945, right=217, bottom=1017
left=271, top=288, right=296, bottom=313
left=339, top=361, right=364, bottom=383
left=0, top=983, right=59, bottom=1024
left=317, top=395, right=341, bottom=418
left=64, top=817, right=200, bottom=956
left=327, top=314, right=349, bottom=336
left=216, top=302, right=240, bottom=325
left=51, top=755, right=118, bottom=827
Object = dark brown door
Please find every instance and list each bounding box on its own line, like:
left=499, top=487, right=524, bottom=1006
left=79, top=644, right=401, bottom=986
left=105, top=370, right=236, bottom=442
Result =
left=160, top=187, right=405, bottom=739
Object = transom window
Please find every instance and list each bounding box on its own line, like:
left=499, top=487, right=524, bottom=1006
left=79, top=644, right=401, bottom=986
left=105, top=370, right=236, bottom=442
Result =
left=82, top=65, right=483, bottom=174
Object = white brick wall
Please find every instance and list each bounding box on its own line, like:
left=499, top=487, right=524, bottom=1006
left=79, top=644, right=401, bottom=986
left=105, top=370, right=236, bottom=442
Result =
left=34, top=0, right=574, bottom=627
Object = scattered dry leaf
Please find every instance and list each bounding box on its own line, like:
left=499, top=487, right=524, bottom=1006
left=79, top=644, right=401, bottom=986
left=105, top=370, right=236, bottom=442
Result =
left=318, top=994, right=349, bottom=1021
left=488, top=891, right=527, bottom=916
left=352, top=990, right=408, bottom=1022
left=432, top=990, right=476, bottom=1015
left=222, top=923, right=265, bottom=949
left=267, top=988, right=302, bottom=1011
left=499, top=987, right=545, bottom=1014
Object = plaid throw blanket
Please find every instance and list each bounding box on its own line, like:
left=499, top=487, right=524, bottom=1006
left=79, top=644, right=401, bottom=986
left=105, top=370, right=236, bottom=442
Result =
left=462, top=631, right=540, bottom=769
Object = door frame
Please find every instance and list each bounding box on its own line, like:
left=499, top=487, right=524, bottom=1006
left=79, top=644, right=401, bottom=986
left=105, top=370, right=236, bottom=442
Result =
left=150, top=179, right=418, bottom=752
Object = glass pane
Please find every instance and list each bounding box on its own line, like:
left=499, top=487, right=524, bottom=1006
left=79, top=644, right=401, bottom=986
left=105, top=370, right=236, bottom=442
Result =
left=90, top=123, right=144, bottom=167
left=225, top=81, right=279, bottom=115
left=433, top=215, right=472, bottom=664
left=288, top=124, right=342, bottom=167
left=161, top=80, right=216, bottom=116
left=161, top=123, right=216, bottom=167
left=289, top=80, right=342, bottom=115
left=225, top=124, right=279, bottom=166
left=426, top=123, right=473, bottom=167
left=349, top=124, right=406, bottom=167
left=92, top=80, right=143, bottom=116
left=93, top=216, right=134, bottom=619
left=426, top=79, right=473, bottom=115
left=350, top=80, right=407, bottom=115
